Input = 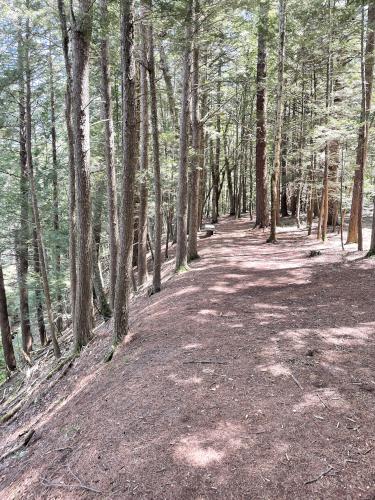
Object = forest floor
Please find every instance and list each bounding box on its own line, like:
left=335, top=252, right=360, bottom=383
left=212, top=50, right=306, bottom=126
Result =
left=1, top=217, right=375, bottom=499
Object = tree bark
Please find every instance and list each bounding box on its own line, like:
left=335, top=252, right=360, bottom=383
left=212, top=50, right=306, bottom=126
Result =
left=32, top=228, right=47, bottom=346
left=268, top=0, right=286, bottom=243
left=92, top=179, right=111, bottom=320
left=48, top=46, right=63, bottom=333
left=211, top=62, right=222, bottom=224
left=113, top=0, right=138, bottom=344
left=159, top=43, right=178, bottom=131
left=100, top=0, right=119, bottom=306
left=57, top=0, right=77, bottom=326
left=71, top=0, right=94, bottom=351
left=0, top=264, right=16, bottom=372
left=348, top=4, right=375, bottom=246
left=17, top=32, right=32, bottom=355
left=146, top=0, right=162, bottom=293
left=138, top=2, right=150, bottom=288
left=188, top=0, right=201, bottom=262
left=175, top=0, right=193, bottom=272
left=255, top=0, right=269, bottom=228
left=25, top=12, right=61, bottom=358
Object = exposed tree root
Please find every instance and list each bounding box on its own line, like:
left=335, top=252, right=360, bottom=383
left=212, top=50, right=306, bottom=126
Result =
left=0, top=428, right=35, bottom=462
left=45, top=354, right=76, bottom=381
left=0, top=400, right=24, bottom=424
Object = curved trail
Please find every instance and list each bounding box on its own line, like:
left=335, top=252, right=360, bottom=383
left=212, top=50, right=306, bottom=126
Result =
left=1, top=217, right=375, bottom=499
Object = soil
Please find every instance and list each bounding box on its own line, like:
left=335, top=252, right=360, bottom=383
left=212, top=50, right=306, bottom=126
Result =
left=1, top=217, right=375, bottom=499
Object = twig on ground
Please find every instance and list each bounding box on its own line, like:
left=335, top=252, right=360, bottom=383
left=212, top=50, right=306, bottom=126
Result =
left=304, top=466, right=334, bottom=485
left=42, top=465, right=102, bottom=495
left=41, top=477, right=102, bottom=494
left=316, top=392, right=329, bottom=410
left=44, top=446, right=73, bottom=455
left=362, top=447, right=373, bottom=455
left=183, top=360, right=228, bottom=365
left=66, top=464, right=102, bottom=493
left=290, top=373, right=303, bottom=391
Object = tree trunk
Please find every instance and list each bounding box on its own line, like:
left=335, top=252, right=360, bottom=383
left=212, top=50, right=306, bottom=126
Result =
left=159, top=42, right=178, bottom=130
left=113, top=0, right=138, bottom=344
left=268, top=0, right=286, bottom=243
left=25, top=12, right=61, bottom=358
left=348, top=4, right=375, bottom=246
left=175, top=0, right=193, bottom=272
left=92, top=179, right=111, bottom=320
left=147, top=0, right=162, bottom=293
left=57, top=0, right=77, bottom=326
left=100, top=0, right=119, bottom=306
left=17, top=33, right=32, bottom=355
left=188, top=0, right=201, bottom=262
left=0, top=263, right=16, bottom=372
left=71, top=0, right=93, bottom=351
left=138, top=2, right=149, bottom=288
left=255, top=0, right=269, bottom=228
left=32, top=228, right=47, bottom=346
left=49, top=46, right=63, bottom=334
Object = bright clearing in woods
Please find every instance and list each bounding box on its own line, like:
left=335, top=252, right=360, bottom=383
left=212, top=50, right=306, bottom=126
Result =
left=0, top=0, right=375, bottom=498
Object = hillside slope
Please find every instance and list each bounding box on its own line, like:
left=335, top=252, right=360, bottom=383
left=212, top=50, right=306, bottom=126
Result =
left=1, top=217, right=375, bottom=499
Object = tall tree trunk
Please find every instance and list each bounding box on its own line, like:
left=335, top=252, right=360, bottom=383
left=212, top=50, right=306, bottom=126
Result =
left=255, top=0, right=269, bottom=228
left=25, top=12, right=61, bottom=358
left=71, top=0, right=93, bottom=351
left=100, top=0, right=119, bottom=306
left=226, top=155, right=235, bottom=216
left=159, top=43, right=178, bottom=130
left=17, top=33, right=32, bottom=355
left=92, top=179, right=111, bottom=320
left=175, top=0, right=193, bottom=272
left=348, top=4, right=375, bottom=246
left=49, top=46, right=63, bottom=333
left=0, top=263, right=16, bottom=372
left=188, top=0, right=201, bottom=262
left=32, top=228, right=47, bottom=346
left=113, top=0, right=138, bottom=344
left=211, top=62, right=222, bottom=224
left=268, top=0, right=286, bottom=243
left=138, top=1, right=149, bottom=288
left=57, top=0, right=77, bottom=325
left=280, top=132, right=289, bottom=217
left=147, top=0, right=162, bottom=293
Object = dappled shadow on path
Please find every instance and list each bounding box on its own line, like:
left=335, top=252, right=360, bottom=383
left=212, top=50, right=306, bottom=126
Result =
left=1, top=216, right=375, bottom=499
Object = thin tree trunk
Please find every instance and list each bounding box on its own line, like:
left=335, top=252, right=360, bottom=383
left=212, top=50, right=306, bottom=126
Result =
left=159, top=43, right=178, bottom=130
left=268, top=0, right=286, bottom=243
left=188, top=0, right=201, bottom=262
left=100, top=0, right=119, bottom=306
left=32, top=228, right=47, bottom=346
left=255, top=1, right=269, bottom=228
left=17, top=32, right=32, bottom=355
left=57, top=0, right=77, bottom=326
left=25, top=12, right=61, bottom=358
left=214, top=63, right=222, bottom=222
left=146, top=0, right=162, bottom=293
left=175, top=0, right=193, bottom=272
left=113, top=0, right=138, bottom=344
left=48, top=46, right=63, bottom=334
left=138, top=2, right=149, bottom=288
left=0, top=263, right=16, bottom=372
left=92, top=179, right=111, bottom=320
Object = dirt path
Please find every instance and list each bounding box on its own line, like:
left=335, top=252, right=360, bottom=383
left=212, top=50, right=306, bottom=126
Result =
left=1, top=217, right=375, bottom=499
